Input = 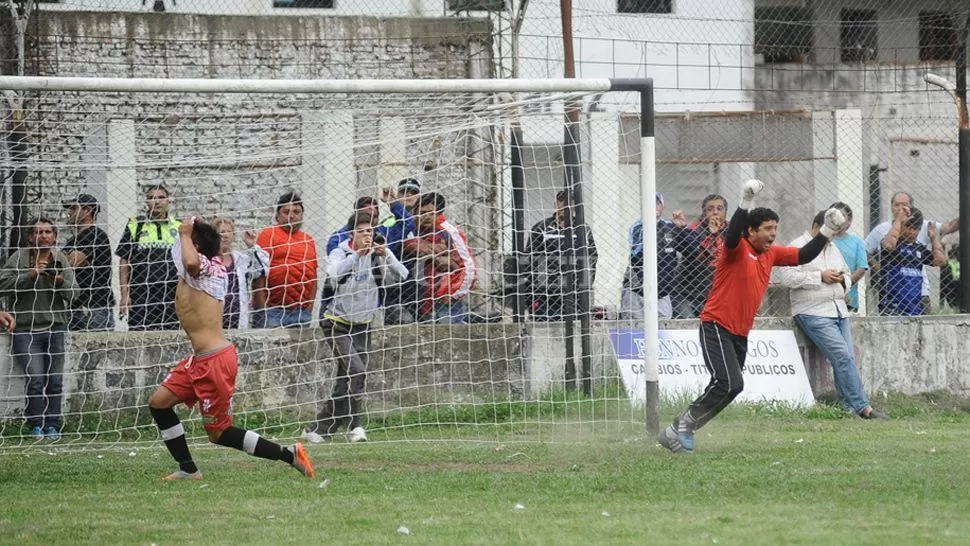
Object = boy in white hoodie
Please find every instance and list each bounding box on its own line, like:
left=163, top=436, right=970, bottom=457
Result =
left=304, top=211, right=409, bottom=443
left=773, top=210, right=888, bottom=420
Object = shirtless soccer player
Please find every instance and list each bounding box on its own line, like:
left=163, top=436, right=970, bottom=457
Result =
left=148, top=217, right=315, bottom=480
left=658, top=179, right=848, bottom=454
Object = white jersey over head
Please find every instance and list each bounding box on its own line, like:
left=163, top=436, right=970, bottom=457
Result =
left=172, top=233, right=228, bottom=301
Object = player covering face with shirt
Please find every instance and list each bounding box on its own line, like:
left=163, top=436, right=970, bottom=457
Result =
left=658, top=179, right=848, bottom=454
left=146, top=217, right=315, bottom=481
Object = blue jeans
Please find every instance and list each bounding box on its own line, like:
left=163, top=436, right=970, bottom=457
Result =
left=793, top=314, right=869, bottom=413
left=260, top=306, right=313, bottom=328
left=69, top=308, right=115, bottom=331
left=423, top=300, right=467, bottom=324
left=11, top=329, right=67, bottom=429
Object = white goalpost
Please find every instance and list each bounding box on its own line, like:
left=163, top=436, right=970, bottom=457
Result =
left=0, top=75, right=657, bottom=451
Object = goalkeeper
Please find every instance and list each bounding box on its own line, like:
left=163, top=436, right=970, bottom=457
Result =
left=147, top=217, right=315, bottom=481
left=658, top=179, right=848, bottom=454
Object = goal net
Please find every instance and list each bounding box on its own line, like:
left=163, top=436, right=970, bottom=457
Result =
left=0, top=76, right=657, bottom=452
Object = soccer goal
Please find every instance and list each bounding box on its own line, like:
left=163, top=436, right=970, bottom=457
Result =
left=0, top=75, right=658, bottom=452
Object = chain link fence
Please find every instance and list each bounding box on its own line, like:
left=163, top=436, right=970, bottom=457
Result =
left=0, top=2, right=965, bottom=319
left=0, top=1, right=966, bottom=321
left=0, top=0, right=968, bottom=446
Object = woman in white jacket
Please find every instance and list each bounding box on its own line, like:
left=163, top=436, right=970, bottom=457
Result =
left=213, top=217, right=270, bottom=329
left=772, top=210, right=888, bottom=420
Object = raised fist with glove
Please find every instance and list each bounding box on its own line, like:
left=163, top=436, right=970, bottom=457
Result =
left=819, top=207, right=847, bottom=238
left=739, top=179, right=764, bottom=210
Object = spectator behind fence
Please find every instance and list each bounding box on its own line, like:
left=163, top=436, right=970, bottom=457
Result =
left=403, top=192, right=476, bottom=323
left=326, top=197, right=380, bottom=254
left=62, top=193, right=115, bottom=331
left=873, top=207, right=946, bottom=316
left=620, top=192, right=678, bottom=320
left=772, top=210, right=888, bottom=420
left=255, top=191, right=318, bottom=328
left=940, top=243, right=961, bottom=310
left=303, top=211, right=409, bottom=444
left=381, top=178, right=421, bottom=325
left=117, top=184, right=181, bottom=330
left=828, top=202, right=868, bottom=313
left=671, top=194, right=728, bottom=318
left=526, top=190, right=598, bottom=322
left=322, top=193, right=417, bottom=324
left=212, top=217, right=270, bottom=329
left=865, top=191, right=958, bottom=314
left=0, top=218, right=78, bottom=441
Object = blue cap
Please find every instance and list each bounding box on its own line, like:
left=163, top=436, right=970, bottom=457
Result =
left=656, top=192, right=664, bottom=205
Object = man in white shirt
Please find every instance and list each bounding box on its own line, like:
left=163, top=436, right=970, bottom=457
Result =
left=865, top=191, right=958, bottom=313
left=774, top=211, right=888, bottom=420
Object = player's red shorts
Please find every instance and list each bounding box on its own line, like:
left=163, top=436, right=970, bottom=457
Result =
left=161, top=344, right=238, bottom=432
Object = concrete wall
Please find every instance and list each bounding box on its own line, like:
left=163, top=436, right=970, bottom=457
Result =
left=3, top=316, right=970, bottom=423
left=0, top=324, right=526, bottom=420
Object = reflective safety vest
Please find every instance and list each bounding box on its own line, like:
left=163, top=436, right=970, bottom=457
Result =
left=126, top=216, right=181, bottom=247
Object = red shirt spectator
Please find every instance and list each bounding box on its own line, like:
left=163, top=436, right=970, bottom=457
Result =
left=257, top=193, right=318, bottom=312
left=404, top=192, right=476, bottom=322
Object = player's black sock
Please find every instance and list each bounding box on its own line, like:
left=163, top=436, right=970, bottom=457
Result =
left=216, top=426, right=294, bottom=464
left=150, top=406, right=198, bottom=474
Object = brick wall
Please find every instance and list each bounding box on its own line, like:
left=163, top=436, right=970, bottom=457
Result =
left=7, top=11, right=501, bottom=302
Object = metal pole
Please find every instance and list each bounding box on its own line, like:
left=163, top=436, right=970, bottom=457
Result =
left=639, top=85, right=660, bottom=436
left=560, top=0, right=578, bottom=390
left=560, top=0, right=593, bottom=395
left=958, top=12, right=969, bottom=312
left=510, top=124, right=526, bottom=323
left=8, top=110, right=26, bottom=251
left=960, top=128, right=970, bottom=312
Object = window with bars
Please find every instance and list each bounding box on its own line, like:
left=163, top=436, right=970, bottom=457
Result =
left=840, top=9, right=878, bottom=63
left=273, top=0, right=335, bottom=8
left=448, top=0, right=507, bottom=10
left=618, top=0, right=673, bottom=14
left=755, top=6, right=814, bottom=64
left=919, top=11, right=957, bottom=62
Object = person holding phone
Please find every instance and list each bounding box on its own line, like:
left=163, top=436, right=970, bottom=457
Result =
left=0, top=218, right=78, bottom=441
left=772, top=210, right=888, bottom=420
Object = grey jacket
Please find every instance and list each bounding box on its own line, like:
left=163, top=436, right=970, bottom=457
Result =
left=324, top=240, right=408, bottom=324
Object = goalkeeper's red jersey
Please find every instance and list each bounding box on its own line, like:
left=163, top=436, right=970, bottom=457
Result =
left=699, top=237, right=799, bottom=337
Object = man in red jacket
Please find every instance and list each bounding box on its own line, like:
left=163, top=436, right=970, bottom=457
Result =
left=658, top=179, right=848, bottom=454
left=403, top=192, right=475, bottom=323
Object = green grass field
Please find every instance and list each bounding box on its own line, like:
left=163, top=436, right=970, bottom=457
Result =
left=3, top=395, right=970, bottom=545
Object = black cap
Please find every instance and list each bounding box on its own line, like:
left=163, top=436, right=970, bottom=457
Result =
left=397, top=178, right=422, bottom=194
left=62, top=193, right=100, bottom=214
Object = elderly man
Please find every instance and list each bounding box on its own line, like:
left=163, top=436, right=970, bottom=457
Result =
left=773, top=210, right=888, bottom=420
left=865, top=191, right=957, bottom=314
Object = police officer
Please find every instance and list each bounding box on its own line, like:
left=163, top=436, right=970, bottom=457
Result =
left=116, top=184, right=182, bottom=330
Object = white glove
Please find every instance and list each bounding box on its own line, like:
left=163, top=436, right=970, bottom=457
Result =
left=819, top=208, right=847, bottom=238
left=739, top=179, right=764, bottom=210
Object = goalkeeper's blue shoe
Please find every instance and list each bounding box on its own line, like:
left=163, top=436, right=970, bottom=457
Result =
left=678, top=428, right=694, bottom=452
left=31, top=426, right=44, bottom=441
left=44, top=426, right=60, bottom=441
left=657, top=425, right=692, bottom=454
